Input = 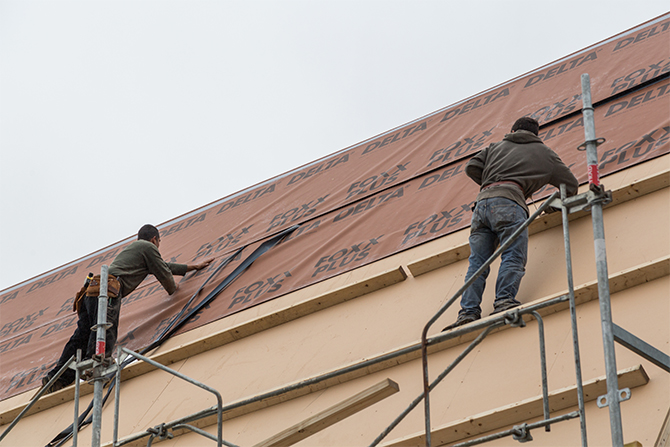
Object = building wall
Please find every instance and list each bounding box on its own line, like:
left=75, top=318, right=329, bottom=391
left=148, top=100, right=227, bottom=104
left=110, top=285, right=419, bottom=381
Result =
left=1, top=155, right=668, bottom=447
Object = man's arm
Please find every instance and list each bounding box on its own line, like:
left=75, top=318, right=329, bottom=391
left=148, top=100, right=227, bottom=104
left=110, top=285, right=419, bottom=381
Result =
left=166, top=258, right=214, bottom=275
left=144, top=245, right=180, bottom=295
left=186, top=258, right=215, bottom=272
left=464, top=144, right=490, bottom=185
left=165, top=258, right=215, bottom=294
left=550, top=154, right=579, bottom=196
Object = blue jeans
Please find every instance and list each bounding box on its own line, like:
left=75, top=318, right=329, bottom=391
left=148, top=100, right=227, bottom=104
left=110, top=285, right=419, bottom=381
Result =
left=459, top=197, right=528, bottom=317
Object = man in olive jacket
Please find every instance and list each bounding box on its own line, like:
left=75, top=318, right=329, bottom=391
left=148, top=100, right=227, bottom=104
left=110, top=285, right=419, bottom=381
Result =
left=42, top=224, right=213, bottom=393
left=445, top=117, right=578, bottom=330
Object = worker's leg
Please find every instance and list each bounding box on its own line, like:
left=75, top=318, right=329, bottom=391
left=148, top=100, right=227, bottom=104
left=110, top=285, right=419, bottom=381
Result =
left=459, top=199, right=498, bottom=318
left=491, top=199, right=528, bottom=309
left=43, top=307, right=93, bottom=389
left=85, top=295, right=122, bottom=358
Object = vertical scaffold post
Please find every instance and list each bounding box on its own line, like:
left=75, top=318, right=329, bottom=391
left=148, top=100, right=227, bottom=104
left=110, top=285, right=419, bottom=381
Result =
left=580, top=73, right=623, bottom=446
left=73, top=349, right=82, bottom=447
left=114, top=345, right=122, bottom=446
left=560, top=184, right=588, bottom=446
left=91, top=264, right=109, bottom=447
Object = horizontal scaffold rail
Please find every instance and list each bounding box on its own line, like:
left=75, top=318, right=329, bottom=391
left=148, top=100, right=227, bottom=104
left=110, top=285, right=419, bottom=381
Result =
left=381, top=365, right=649, bottom=447
left=104, top=295, right=583, bottom=447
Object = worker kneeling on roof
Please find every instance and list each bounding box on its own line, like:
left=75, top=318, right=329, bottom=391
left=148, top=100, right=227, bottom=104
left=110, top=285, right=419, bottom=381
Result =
left=444, top=117, right=578, bottom=331
left=42, top=224, right=213, bottom=394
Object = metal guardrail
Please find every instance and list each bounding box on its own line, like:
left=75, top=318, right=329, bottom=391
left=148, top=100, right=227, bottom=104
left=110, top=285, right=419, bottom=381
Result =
left=367, top=183, right=600, bottom=447
left=0, top=356, right=76, bottom=443
left=558, top=183, right=588, bottom=446
left=450, top=412, right=581, bottom=447
left=113, top=347, right=227, bottom=447
left=104, top=187, right=592, bottom=447
left=418, top=190, right=563, bottom=447
left=367, top=73, right=625, bottom=447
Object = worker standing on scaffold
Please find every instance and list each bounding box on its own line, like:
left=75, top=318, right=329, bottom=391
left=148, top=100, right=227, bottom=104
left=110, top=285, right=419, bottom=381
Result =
left=444, top=117, right=578, bottom=331
left=42, top=224, right=214, bottom=394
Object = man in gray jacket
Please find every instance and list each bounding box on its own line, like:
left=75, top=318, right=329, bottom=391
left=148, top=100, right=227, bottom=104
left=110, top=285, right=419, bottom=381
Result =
left=445, top=117, right=578, bottom=330
left=42, top=224, right=213, bottom=393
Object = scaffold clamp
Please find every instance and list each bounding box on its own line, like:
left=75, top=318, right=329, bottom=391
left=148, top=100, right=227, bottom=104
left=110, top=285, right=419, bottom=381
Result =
left=512, top=423, right=533, bottom=442
left=548, top=188, right=612, bottom=215
left=147, top=423, right=173, bottom=440
left=577, top=137, right=606, bottom=151
left=596, top=387, right=631, bottom=409
left=503, top=310, right=526, bottom=328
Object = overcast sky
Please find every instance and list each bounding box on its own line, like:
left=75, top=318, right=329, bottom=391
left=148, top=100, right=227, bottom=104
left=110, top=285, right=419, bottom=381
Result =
left=1, top=1, right=668, bottom=291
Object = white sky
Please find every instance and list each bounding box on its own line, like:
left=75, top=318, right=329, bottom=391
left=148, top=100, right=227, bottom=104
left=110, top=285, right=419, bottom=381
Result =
left=1, top=1, right=668, bottom=291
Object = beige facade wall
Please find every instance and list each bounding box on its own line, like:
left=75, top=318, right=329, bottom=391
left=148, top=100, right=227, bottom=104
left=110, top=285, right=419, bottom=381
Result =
left=1, top=155, right=668, bottom=446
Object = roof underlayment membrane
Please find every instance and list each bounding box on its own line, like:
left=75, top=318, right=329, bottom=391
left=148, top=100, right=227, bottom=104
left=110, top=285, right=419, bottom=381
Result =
left=1, top=13, right=669, bottom=403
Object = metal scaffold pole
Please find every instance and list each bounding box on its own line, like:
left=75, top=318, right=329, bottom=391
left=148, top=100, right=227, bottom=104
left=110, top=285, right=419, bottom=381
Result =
left=91, top=264, right=110, bottom=447
left=580, top=73, right=624, bottom=447
left=560, top=184, right=588, bottom=447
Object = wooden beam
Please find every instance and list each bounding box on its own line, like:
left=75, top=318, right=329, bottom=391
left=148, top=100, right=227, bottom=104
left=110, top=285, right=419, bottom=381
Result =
left=656, top=405, right=670, bottom=447
left=382, top=365, right=649, bottom=447
left=146, top=266, right=408, bottom=366
left=252, top=378, right=399, bottom=447
left=0, top=266, right=407, bottom=426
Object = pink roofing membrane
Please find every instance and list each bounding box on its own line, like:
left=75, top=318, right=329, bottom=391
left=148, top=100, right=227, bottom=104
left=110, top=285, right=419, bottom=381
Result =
left=1, top=14, right=669, bottom=401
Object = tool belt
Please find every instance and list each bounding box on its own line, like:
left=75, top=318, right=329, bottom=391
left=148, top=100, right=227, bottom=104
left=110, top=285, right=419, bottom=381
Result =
left=86, top=274, right=121, bottom=298
left=73, top=274, right=121, bottom=313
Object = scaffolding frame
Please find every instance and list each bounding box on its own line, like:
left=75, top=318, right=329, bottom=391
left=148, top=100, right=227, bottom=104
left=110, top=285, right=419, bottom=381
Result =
left=0, top=355, right=75, bottom=444
left=369, top=73, right=669, bottom=447
left=368, top=185, right=588, bottom=447
left=3, top=75, right=670, bottom=447
left=112, top=347, right=230, bottom=447
left=0, top=265, right=118, bottom=447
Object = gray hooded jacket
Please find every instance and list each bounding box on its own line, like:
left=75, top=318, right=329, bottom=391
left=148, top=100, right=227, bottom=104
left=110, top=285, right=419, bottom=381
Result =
left=465, top=130, right=579, bottom=215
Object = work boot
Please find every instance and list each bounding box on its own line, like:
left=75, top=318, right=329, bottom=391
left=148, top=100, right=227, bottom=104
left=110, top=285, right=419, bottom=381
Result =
left=491, top=299, right=521, bottom=315
left=442, top=313, right=480, bottom=331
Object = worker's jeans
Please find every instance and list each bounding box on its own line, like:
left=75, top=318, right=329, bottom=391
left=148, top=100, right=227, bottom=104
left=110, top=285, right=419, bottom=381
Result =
left=45, top=295, right=121, bottom=386
left=459, top=198, right=528, bottom=317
